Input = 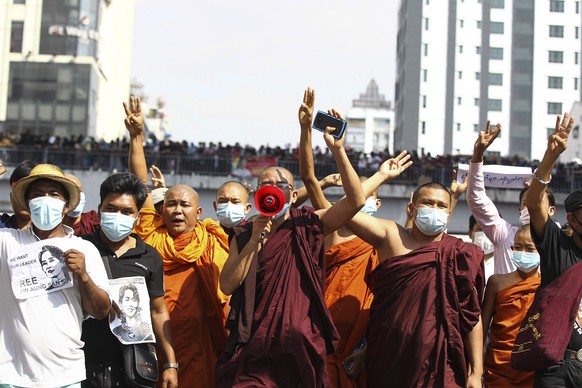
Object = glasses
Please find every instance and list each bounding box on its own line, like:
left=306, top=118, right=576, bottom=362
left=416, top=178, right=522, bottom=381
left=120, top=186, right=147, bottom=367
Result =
left=257, top=181, right=294, bottom=191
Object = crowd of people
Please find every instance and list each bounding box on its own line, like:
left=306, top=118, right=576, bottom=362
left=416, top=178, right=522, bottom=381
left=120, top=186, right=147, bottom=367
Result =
left=0, top=89, right=580, bottom=388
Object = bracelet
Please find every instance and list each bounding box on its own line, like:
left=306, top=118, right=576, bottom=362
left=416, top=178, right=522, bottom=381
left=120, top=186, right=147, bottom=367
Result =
left=532, top=173, right=552, bottom=185
left=164, top=362, right=179, bottom=371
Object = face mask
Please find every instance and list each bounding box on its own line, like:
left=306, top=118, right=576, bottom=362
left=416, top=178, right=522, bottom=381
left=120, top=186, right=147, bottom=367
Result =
left=473, top=231, right=494, bottom=255
left=67, top=192, right=85, bottom=218
left=100, top=212, right=136, bottom=242
left=360, top=197, right=378, bottom=216
left=216, top=203, right=246, bottom=228
left=414, top=207, right=448, bottom=236
left=511, top=251, right=540, bottom=272
left=29, top=196, right=65, bottom=231
left=273, top=202, right=290, bottom=220
left=519, top=208, right=530, bottom=226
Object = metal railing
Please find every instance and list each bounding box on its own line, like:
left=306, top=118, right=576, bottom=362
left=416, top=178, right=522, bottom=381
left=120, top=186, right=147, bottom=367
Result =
left=0, top=146, right=579, bottom=193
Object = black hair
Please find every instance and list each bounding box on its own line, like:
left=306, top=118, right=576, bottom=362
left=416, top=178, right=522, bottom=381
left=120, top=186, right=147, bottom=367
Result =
left=519, top=186, right=556, bottom=207
left=10, top=160, right=38, bottom=186
left=99, top=173, right=148, bottom=210
left=118, top=283, right=140, bottom=305
left=412, top=182, right=451, bottom=205
left=469, top=214, right=477, bottom=232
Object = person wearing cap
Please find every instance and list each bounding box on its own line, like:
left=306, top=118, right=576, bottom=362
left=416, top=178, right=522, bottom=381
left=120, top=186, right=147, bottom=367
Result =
left=151, top=187, right=168, bottom=215
left=124, top=96, right=229, bottom=387
left=0, top=163, right=111, bottom=387
left=525, top=112, right=582, bottom=386
left=0, top=159, right=37, bottom=229
left=63, top=173, right=100, bottom=236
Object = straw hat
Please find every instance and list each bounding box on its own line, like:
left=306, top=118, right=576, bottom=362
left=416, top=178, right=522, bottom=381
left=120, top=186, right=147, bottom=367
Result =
left=12, top=164, right=81, bottom=212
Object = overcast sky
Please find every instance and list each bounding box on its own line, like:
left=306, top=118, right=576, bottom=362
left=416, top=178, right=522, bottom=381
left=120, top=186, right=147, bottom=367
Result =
left=131, top=1, right=399, bottom=149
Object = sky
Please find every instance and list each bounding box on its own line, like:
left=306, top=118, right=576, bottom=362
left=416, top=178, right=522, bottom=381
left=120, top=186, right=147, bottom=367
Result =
left=131, top=1, right=400, bottom=150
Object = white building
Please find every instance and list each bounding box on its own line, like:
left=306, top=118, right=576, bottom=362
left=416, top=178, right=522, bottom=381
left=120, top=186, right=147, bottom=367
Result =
left=0, top=0, right=135, bottom=142
left=394, top=0, right=582, bottom=159
left=346, top=79, right=394, bottom=155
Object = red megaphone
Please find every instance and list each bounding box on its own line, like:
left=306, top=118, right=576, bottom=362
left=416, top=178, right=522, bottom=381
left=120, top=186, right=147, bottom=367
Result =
left=254, top=185, right=286, bottom=217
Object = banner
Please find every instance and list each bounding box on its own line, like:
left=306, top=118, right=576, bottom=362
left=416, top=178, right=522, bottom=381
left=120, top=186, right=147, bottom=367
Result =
left=457, top=163, right=533, bottom=189
left=109, top=276, right=155, bottom=344
left=232, top=156, right=278, bottom=177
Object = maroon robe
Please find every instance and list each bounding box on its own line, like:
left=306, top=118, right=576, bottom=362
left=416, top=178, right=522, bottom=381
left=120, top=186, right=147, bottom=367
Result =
left=216, top=207, right=339, bottom=388
left=366, top=234, right=484, bottom=388
left=73, top=210, right=100, bottom=236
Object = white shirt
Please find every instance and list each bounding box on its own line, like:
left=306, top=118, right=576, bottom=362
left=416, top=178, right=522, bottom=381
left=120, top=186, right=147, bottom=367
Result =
left=0, top=225, right=111, bottom=387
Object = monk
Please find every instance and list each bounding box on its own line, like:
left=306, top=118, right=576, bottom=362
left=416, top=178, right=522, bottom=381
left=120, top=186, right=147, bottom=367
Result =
left=297, top=87, right=411, bottom=387
left=63, top=173, right=100, bottom=235
left=213, top=180, right=252, bottom=233
left=124, top=96, right=229, bottom=387
left=216, top=102, right=366, bottom=387
left=481, top=224, right=540, bottom=387
left=347, top=179, right=485, bottom=388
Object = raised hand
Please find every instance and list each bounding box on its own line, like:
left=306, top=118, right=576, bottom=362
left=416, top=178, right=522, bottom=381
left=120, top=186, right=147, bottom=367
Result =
left=547, top=112, right=574, bottom=158
left=473, top=121, right=501, bottom=161
left=0, top=159, right=6, bottom=177
left=298, top=87, right=315, bottom=129
left=323, top=108, right=346, bottom=150
left=123, top=96, right=144, bottom=137
left=378, top=150, right=413, bottom=182
left=150, top=165, right=166, bottom=189
left=322, top=173, right=342, bottom=188
left=450, top=169, right=467, bottom=199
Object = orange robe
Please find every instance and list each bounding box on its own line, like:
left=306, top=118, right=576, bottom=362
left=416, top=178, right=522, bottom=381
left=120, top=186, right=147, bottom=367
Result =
left=325, top=237, right=378, bottom=388
left=134, top=208, right=229, bottom=388
left=484, top=274, right=540, bottom=388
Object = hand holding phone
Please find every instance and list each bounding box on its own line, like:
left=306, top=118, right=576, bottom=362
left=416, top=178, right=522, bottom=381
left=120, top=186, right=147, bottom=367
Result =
left=312, top=110, right=347, bottom=139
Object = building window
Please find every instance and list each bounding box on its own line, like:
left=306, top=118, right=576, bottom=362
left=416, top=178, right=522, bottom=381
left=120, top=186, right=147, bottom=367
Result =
left=425, top=18, right=429, bottom=30
left=550, top=0, right=565, bottom=12
left=456, top=123, right=461, bottom=131
left=458, top=71, right=463, bottom=79
left=457, top=97, right=462, bottom=105
left=423, top=69, right=428, bottom=82
left=491, top=0, right=505, bottom=8
left=459, top=45, right=463, bottom=54
left=476, top=46, right=481, bottom=54
left=577, top=1, right=580, bottom=13
left=548, top=76, right=563, bottom=89
left=490, top=22, right=504, bottom=34
left=474, top=98, right=480, bottom=106
left=575, top=77, right=579, bottom=90
left=13, top=0, right=25, bottom=3
left=460, top=19, right=464, bottom=28
left=488, top=99, right=502, bottom=112
left=476, top=72, right=481, bottom=80
left=477, top=20, right=482, bottom=29
left=549, top=25, right=565, bottom=37
left=547, top=102, right=562, bottom=114
left=474, top=124, right=479, bottom=132
left=490, top=47, right=504, bottom=60
left=576, top=52, right=579, bottom=64
left=549, top=50, right=564, bottom=63
left=576, top=27, right=580, bottom=39
left=422, top=95, right=427, bottom=108
left=422, top=121, right=426, bottom=134
left=10, top=21, right=24, bottom=53
left=490, top=73, right=503, bottom=85
left=424, top=43, right=428, bottom=56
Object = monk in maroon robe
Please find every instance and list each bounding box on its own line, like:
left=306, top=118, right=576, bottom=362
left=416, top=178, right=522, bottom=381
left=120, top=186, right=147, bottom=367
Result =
left=217, top=128, right=366, bottom=387
left=348, top=181, right=485, bottom=388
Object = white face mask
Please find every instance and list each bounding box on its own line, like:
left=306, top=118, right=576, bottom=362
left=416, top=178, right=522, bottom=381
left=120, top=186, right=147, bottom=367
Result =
left=519, top=208, right=530, bottom=226
left=472, top=231, right=494, bottom=255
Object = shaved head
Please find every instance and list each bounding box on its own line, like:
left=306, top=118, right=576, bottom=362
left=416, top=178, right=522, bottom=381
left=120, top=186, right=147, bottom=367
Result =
left=162, top=184, right=202, bottom=236
left=258, top=167, right=294, bottom=187
left=217, top=181, right=249, bottom=203
left=167, top=184, right=199, bottom=205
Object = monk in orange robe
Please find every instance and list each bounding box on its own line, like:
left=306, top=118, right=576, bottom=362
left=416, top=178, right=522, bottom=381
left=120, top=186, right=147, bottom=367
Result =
left=481, top=224, right=540, bottom=388
left=124, top=96, right=229, bottom=387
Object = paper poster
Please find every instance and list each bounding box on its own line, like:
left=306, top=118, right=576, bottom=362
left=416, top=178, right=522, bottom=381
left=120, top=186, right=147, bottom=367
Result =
left=109, top=276, right=155, bottom=344
left=9, top=239, right=74, bottom=299
left=457, top=163, right=533, bottom=189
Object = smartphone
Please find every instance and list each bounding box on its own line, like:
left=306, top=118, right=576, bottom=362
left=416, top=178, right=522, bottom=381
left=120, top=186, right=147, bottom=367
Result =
left=312, top=110, right=347, bottom=139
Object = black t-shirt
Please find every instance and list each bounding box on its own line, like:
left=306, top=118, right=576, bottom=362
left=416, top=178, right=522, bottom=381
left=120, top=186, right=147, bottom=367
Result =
left=532, top=219, right=582, bottom=351
left=81, top=230, right=165, bottom=362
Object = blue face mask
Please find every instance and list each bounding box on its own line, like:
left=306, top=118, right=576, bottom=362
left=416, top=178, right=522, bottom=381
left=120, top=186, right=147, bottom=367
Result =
left=511, top=251, right=540, bottom=272
left=29, top=196, right=65, bottom=231
left=414, top=207, right=448, bottom=236
left=273, top=202, right=290, bottom=220
left=100, top=212, right=136, bottom=242
left=360, top=197, right=378, bottom=216
left=67, top=192, right=85, bottom=218
left=216, top=203, right=246, bottom=228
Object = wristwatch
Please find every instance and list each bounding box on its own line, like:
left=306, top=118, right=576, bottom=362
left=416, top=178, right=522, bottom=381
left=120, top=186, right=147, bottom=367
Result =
left=164, top=362, right=179, bottom=372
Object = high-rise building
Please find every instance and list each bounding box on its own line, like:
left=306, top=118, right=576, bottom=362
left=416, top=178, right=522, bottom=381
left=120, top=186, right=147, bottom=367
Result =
left=394, top=0, right=582, bottom=159
left=345, top=79, right=394, bottom=154
left=0, top=0, right=135, bottom=142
